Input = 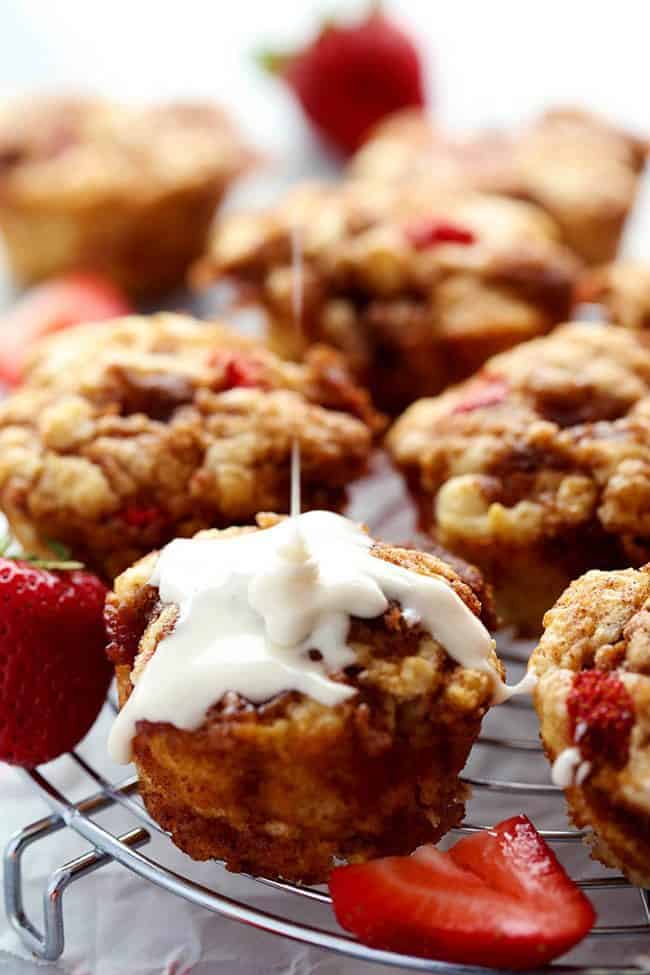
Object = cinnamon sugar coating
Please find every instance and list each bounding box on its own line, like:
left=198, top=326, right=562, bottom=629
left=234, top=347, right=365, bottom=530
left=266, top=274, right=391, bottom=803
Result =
left=0, top=313, right=379, bottom=580
left=531, top=565, right=650, bottom=885
left=108, top=517, right=502, bottom=882
left=197, top=179, right=579, bottom=413
left=0, top=96, right=252, bottom=295
left=388, top=322, right=650, bottom=632
left=351, top=108, right=647, bottom=265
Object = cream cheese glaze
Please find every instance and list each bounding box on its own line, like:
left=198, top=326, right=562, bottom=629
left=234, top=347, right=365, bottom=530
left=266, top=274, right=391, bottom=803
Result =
left=108, top=510, right=525, bottom=764
left=551, top=746, right=592, bottom=788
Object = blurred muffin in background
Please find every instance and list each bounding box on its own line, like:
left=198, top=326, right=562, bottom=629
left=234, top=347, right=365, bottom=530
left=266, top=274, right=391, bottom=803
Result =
left=579, top=260, right=650, bottom=331
left=351, top=107, right=647, bottom=266
left=196, top=179, right=579, bottom=414
left=0, top=96, right=252, bottom=296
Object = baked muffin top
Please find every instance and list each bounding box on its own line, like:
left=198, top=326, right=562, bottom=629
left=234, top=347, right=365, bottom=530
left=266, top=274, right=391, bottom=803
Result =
left=107, top=511, right=503, bottom=751
left=0, top=313, right=378, bottom=577
left=388, top=322, right=650, bottom=551
left=199, top=179, right=579, bottom=306
left=531, top=564, right=650, bottom=819
left=0, top=96, right=251, bottom=206
left=351, top=108, right=646, bottom=236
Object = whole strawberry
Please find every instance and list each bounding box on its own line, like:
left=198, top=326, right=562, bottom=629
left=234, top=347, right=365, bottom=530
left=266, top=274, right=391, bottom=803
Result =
left=260, top=7, right=426, bottom=155
left=0, top=556, right=111, bottom=767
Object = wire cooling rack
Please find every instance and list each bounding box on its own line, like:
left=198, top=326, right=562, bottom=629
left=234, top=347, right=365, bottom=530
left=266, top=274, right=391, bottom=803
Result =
left=4, top=661, right=650, bottom=975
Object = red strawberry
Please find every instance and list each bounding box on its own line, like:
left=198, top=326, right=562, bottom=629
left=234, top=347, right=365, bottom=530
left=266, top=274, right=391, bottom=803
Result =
left=259, top=9, right=426, bottom=156
left=568, top=669, right=634, bottom=767
left=452, top=375, right=509, bottom=414
left=329, top=815, right=595, bottom=969
left=405, top=219, right=476, bottom=250
left=0, top=555, right=111, bottom=767
left=0, top=272, right=132, bottom=388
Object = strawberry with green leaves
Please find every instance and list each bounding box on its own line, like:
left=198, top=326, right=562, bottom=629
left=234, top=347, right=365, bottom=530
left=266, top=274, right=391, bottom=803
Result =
left=259, top=6, right=426, bottom=155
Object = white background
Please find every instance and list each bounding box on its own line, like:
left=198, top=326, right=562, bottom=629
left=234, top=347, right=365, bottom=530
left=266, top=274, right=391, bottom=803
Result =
left=1, top=3, right=650, bottom=973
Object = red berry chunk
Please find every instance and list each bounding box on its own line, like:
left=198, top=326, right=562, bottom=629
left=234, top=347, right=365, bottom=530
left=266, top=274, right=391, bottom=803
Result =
left=121, top=505, right=163, bottom=528
left=568, top=669, right=634, bottom=767
left=452, top=375, right=509, bottom=414
left=405, top=219, right=476, bottom=250
left=208, top=351, right=268, bottom=390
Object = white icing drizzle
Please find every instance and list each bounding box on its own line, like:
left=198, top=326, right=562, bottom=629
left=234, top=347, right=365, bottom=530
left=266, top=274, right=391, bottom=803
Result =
left=551, top=746, right=592, bottom=788
left=290, top=223, right=303, bottom=339
left=108, top=510, right=531, bottom=764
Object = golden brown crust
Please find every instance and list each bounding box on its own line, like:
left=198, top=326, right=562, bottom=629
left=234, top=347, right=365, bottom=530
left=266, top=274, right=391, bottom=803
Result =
left=0, top=96, right=252, bottom=294
left=0, top=313, right=379, bottom=580
left=351, top=107, right=647, bottom=265
left=196, top=179, right=579, bottom=413
left=109, top=521, right=502, bottom=882
left=579, top=261, right=650, bottom=331
left=531, top=565, right=650, bottom=885
left=387, top=322, right=650, bottom=632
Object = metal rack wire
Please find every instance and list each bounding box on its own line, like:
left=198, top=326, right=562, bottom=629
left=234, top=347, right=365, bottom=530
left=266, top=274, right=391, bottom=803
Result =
left=4, top=670, right=650, bottom=975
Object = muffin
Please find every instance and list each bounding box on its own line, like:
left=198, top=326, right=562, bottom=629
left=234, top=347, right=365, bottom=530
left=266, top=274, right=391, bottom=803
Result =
left=106, top=509, right=505, bottom=882
left=387, top=322, right=650, bottom=633
left=0, top=313, right=379, bottom=580
left=196, top=179, right=579, bottom=413
left=0, top=96, right=251, bottom=296
left=579, top=260, right=650, bottom=331
left=351, top=108, right=647, bottom=265
left=531, top=566, right=650, bottom=886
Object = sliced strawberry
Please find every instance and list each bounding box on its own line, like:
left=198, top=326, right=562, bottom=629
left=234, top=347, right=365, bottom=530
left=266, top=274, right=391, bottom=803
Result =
left=405, top=219, right=476, bottom=250
left=329, top=815, right=595, bottom=969
left=0, top=272, right=132, bottom=387
left=451, top=375, right=509, bottom=414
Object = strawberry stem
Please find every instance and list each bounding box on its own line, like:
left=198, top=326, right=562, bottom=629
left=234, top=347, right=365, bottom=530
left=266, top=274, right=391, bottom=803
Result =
left=254, top=47, right=292, bottom=76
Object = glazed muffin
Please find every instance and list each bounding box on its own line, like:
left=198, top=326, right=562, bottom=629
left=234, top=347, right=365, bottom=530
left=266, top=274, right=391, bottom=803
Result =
left=197, top=179, right=579, bottom=413
left=531, top=566, right=650, bottom=886
left=0, top=96, right=251, bottom=296
left=579, top=260, right=650, bottom=331
left=106, top=509, right=505, bottom=882
left=0, top=313, right=379, bottom=580
left=387, top=322, right=650, bottom=633
left=351, top=108, right=647, bottom=265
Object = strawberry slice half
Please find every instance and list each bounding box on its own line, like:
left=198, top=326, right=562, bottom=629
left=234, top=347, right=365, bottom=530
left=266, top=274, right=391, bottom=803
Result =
left=329, top=815, right=595, bottom=969
left=0, top=272, right=132, bottom=387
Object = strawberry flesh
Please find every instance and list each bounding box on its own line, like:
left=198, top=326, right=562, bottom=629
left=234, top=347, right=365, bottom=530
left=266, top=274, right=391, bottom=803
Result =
left=329, top=815, right=595, bottom=969
left=405, top=219, right=476, bottom=250
left=267, top=12, right=425, bottom=156
left=452, top=375, right=509, bottom=414
left=0, top=272, right=131, bottom=388
left=568, top=669, right=634, bottom=767
left=0, top=559, right=111, bottom=766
